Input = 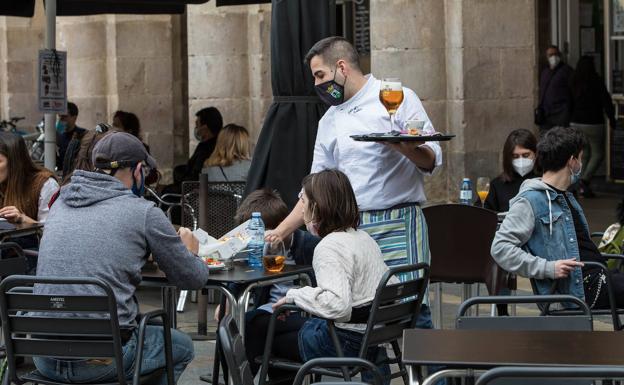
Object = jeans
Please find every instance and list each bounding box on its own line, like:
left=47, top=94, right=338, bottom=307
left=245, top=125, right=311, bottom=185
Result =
left=298, top=318, right=392, bottom=385
left=33, top=326, right=194, bottom=385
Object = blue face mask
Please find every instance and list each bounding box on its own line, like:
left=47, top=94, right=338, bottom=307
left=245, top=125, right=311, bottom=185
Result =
left=570, top=158, right=583, bottom=185
left=131, top=167, right=145, bottom=197
left=56, top=120, right=67, bottom=134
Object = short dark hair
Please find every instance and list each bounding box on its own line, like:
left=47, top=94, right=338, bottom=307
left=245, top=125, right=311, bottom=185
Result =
left=302, top=169, right=359, bottom=237
left=235, top=189, right=289, bottom=230
left=67, top=102, right=78, bottom=117
left=536, top=127, right=586, bottom=173
left=304, top=36, right=360, bottom=71
left=501, top=129, right=538, bottom=182
left=196, top=107, right=223, bottom=137
left=113, top=110, right=142, bottom=139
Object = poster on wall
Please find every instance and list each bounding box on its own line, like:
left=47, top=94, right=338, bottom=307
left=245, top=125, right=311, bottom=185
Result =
left=615, top=0, right=624, bottom=33
left=38, top=49, right=67, bottom=113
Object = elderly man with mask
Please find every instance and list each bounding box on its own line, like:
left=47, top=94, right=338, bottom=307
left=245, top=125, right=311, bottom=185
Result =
left=536, top=45, right=574, bottom=133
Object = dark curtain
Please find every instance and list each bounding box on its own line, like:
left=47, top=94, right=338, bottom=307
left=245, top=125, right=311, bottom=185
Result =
left=0, top=1, right=35, bottom=17
left=245, top=0, right=335, bottom=209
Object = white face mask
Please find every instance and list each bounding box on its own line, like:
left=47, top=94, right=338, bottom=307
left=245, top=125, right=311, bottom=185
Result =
left=548, top=55, right=560, bottom=69
left=512, top=158, right=535, bottom=177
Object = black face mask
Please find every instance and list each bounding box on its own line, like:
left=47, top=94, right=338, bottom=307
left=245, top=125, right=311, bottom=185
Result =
left=314, top=67, right=346, bottom=106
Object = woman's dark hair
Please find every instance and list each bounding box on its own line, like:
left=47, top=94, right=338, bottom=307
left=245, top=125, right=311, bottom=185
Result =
left=113, top=110, right=141, bottom=139
left=571, top=56, right=599, bottom=99
left=501, top=128, right=538, bottom=182
left=0, top=132, right=55, bottom=219
left=302, top=169, right=359, bottom=237
left=536, top=126, right=586, bottom=173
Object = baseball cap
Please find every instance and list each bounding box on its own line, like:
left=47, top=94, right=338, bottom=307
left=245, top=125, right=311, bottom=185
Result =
left=92, top=131, right=157, bottom=170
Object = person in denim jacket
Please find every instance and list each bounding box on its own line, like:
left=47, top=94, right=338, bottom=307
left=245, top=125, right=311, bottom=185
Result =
left=492, top=127, right=624, bottom=309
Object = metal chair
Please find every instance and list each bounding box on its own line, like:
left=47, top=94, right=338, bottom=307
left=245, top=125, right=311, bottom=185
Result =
left=217, top=313, right=254, bottom=385
left=0, top=275, right=175, bottom=385
left=199, top=176, right=246, bottom=239
left=530, top=260, right=624, bottom=330
left=0, top=242, right=27, bottom=278
left=476, top=367, right=624, bottom=385
left=293, top=358, right=384, bottom=385
left=181, top=181, right=200, bottom=230
left=422, top=204, right=513, bottom=324
left=420, top=295, right=594, bottom=385
left=258, top=263, right=430, bottom=385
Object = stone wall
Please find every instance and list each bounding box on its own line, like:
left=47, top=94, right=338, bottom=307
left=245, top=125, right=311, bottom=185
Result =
left=371, top=0, right=538, bottom=203
left=186, top=1, right=272, bottom=155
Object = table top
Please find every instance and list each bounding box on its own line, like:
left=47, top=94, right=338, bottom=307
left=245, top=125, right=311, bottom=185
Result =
left=142, top=261, right=313, bottom=285
left=0, top=222, right=43, bottom=237
left=402, top=329, right=624, bottom=368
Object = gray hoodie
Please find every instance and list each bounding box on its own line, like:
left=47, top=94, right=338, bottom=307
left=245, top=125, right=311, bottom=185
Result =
left=491, top=178, right=558, bottom=280
left=35, top=170, right=209, bottom=327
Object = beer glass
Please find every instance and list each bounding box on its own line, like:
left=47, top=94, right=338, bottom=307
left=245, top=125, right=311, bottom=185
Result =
left=263, top=240, right=286, bottom=273
left=477, top=177, right=490, bottom=207
left=379, top=78, right=404, bottom=132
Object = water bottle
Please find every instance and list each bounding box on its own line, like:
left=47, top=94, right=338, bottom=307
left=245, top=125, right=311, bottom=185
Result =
left=459, top=178, right=473, bottom=205
left=247, top=212, right=265, bottom=268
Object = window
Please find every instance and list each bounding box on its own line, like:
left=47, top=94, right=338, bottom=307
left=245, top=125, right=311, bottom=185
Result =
left=336, top=0, right=370, bottom=73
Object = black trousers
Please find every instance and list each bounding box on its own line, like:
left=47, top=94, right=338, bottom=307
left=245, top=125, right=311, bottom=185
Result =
left=244, top=309, right=307, bottom=384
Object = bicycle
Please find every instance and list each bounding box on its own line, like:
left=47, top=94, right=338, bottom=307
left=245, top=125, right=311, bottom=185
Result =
left=0, top=116, right=46, bottom=162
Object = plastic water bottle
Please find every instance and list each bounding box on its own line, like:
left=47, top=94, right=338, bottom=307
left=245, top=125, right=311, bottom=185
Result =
left=460, top=178, right=473, bottom=205
left=247, top=212, right=265, bottom=268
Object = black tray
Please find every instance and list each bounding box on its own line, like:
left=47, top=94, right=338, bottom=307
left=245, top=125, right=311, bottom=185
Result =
left=350, top=133, right=455, bottom=143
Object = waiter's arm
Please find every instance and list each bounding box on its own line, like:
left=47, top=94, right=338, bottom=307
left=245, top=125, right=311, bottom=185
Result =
left=266, top=199, right=305, bottom=243
left=385, top=142, right=436, bottom=171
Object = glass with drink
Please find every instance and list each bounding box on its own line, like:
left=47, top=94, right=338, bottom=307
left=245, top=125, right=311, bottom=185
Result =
left=263, top=240, right=286, bottom=273
left=477, top=177, right=490, bottom=207
left=379, top=78, right=404, bottom=132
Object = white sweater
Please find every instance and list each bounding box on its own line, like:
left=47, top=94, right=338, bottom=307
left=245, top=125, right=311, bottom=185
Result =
left=285, top=228, right=390, bottom=331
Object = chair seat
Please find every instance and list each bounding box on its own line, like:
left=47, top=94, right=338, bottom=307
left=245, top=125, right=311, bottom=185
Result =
left=21, top=368, right=165, bottom=385
left=253, top=356, right=370, bottom=380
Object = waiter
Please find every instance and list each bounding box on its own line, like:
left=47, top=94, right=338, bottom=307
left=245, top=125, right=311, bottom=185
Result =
left=267, top=36, right=442, bottom=324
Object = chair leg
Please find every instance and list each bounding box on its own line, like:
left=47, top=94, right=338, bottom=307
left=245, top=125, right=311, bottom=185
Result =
left=435, top=283, right=443, bottom=328
left=391, top=340, right=409, bottom=385
left=176, top=290, right=188, bottom=312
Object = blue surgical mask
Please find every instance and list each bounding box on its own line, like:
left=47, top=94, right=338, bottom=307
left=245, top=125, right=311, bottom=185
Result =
left=314, top=67, right=346, bottom=106
left=570, top=159, right=582, bottom=185
left=56, top=120, right=67, bottom=134
left=131, top=167, right=145, bottom=197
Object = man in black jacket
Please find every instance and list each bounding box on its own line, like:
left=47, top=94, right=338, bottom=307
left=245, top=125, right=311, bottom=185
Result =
left=176, top=107, right=223, bottom=183
left=538, top=45, right=574, bottom=133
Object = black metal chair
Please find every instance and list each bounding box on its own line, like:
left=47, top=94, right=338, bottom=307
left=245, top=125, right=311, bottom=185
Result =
left=217, top=313, right=254, bottom=385
left=0, top=275, right=174, bottom=385
left=0, top=243, right=27, bottom=278
left=257, top=263, right=430, bottom=385
left=529, top=260, right=624, bottom=330
left=475, top=367, right=624, bottom=385
left=199, top=176, right=246, bottom=239
left=292, top=358, right=384, bottom=385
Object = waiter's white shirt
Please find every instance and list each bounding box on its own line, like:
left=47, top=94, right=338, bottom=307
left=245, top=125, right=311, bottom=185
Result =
left=311, top=75, right=443, bottom=211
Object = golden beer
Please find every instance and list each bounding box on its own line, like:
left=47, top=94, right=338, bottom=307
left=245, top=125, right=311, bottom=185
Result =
left=477, top=191, right=489, bottom=202
left=379, top=90, right=404, bottom=115
left=263, top=255, right=286, bottom=272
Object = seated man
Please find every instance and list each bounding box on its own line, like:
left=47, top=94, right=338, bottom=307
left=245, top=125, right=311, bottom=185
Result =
left=491, top=126, right=624, bottom=309
left=34, top=131, right=209, bottom=385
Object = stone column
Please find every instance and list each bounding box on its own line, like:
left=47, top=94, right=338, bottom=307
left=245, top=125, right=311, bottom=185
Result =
left=186, top=2, right=272, bottom=152
left=371, top=0, right=538, bottom=202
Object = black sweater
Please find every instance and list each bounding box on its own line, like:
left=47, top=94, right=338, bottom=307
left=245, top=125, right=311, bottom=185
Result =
left=484, top=172, right=537, bottom=213
left=571, top=75, right=616, bottom=128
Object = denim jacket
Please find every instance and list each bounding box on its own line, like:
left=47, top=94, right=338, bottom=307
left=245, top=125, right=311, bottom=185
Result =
left=491, top=178, right=586, bottom=301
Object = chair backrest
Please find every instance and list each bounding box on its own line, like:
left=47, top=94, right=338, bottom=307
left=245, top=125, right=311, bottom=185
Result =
left=293, top=358, right=384, bottom=385
left=218, top=314, right=254, bottom=385
left=422, top=204, right=505, bottom=294
left=181, top=181, right=200, bottom=230
left=199, top=175, right=246, bottom=238
left=0, top=275, right=127, bottom=385
left=476, top=366, right=624, bottom=385
left=360, top=263, right=429, bottom=355
left=456, top=295, right=593, bottom=331
left=0, top=242, right=27, bottom=278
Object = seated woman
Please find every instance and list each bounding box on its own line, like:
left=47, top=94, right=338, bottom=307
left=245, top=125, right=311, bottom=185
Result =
left=0, top=132, right=59, bottom=272
left=485, top=128, right=538, bottom=213
left=492, top=127, right=624, bottom=311
left=263, top=169, right=393, bottom=385
left=201, top=124, right=251, bottom=182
